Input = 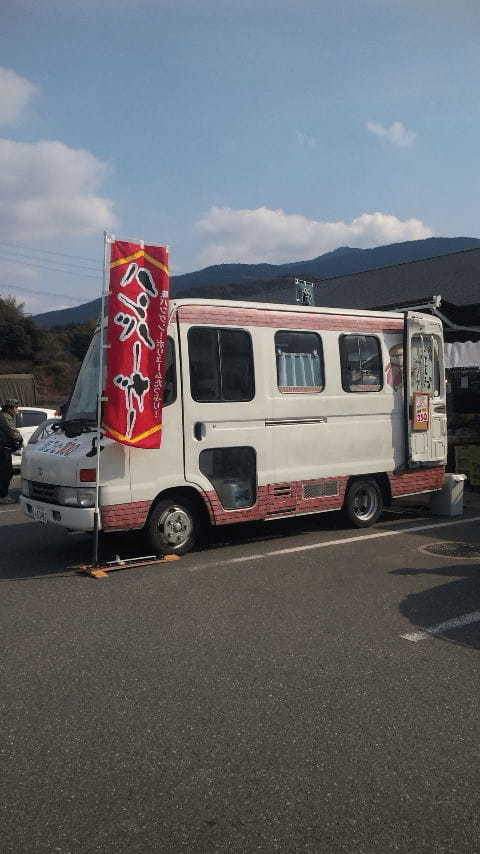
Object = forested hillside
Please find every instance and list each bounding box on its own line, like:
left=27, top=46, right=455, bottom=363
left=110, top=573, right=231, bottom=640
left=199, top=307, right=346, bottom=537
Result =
left=0, top=296, right=94, bottom=405
left=33, top=236, right=480, bottom=328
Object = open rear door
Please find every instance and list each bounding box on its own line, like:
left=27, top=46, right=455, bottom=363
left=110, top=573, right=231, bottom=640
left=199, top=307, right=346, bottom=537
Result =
left=405, top=312, right=447, bottom=466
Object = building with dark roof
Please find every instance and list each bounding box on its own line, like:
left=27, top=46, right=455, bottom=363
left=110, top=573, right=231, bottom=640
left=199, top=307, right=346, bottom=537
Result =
left=310, top=245, right=480, bottom=362
left=312, top=246, right=480, bottom=311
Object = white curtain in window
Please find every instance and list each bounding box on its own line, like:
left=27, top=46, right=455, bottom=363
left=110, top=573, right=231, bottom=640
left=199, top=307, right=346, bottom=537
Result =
left=278, top=352, right=321, bottom=386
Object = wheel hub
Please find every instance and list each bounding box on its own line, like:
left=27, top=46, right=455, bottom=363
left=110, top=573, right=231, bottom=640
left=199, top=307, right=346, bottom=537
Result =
left=160, top=506, right=193, bottom=547
left=353, top=487, right=378, bottom=521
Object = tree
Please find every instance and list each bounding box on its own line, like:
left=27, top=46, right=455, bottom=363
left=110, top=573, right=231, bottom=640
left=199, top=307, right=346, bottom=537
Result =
left=0, top=295, right=94, bottom=404
left=62, top=321, right=96, bottom=360
left=0, top=296, right=34, bottom=359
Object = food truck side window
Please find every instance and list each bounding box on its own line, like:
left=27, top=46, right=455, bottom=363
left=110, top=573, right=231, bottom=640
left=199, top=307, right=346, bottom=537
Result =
left=275, top=331, right=324, bottom=393
left=163, top=337, right=177, bottom=406
left=340, top=335, right=383, bottom=392
left=411, top=335, right=441, bottom=397
left=188, top=327, right=255, bottom=403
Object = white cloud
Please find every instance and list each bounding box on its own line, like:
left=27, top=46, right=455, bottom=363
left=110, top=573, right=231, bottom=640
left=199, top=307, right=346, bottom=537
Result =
left=0, top=139, right=117, bottom=240
left=366, top=120, right=416, bottom=148
left=0, top=67, right=39, bottom=124
left=195, top=206, right=433, bottom=266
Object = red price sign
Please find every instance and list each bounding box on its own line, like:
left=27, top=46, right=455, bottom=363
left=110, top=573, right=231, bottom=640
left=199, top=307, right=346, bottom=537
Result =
left=412, top=392, right=430, bottom=432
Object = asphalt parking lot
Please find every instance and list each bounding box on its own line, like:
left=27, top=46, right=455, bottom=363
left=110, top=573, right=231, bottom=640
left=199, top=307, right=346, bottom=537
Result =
left=2, top=475, right=480, bottom=853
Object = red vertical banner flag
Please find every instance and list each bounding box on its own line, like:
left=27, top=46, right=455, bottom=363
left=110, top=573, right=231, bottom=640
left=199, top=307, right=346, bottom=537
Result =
left=102, top=239, right=170, bottom=448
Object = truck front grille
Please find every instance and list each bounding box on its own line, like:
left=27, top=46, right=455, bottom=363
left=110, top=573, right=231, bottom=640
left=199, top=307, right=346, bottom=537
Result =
left=30, top=481, right=58, bottom=503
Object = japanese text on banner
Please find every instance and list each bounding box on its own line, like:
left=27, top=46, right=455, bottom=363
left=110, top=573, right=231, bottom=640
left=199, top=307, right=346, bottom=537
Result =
left=102, top=240, right=170, bottom=449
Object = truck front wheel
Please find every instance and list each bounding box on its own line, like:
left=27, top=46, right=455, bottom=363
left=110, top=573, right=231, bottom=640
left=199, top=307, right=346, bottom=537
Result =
left=147, top=498, right=199, bottom=555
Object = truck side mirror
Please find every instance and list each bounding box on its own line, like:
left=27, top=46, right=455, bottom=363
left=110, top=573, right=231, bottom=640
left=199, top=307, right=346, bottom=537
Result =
left=56, top=402, right=68, bottom=419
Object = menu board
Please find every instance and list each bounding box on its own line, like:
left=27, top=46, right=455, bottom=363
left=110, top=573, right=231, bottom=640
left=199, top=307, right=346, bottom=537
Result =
left=412, top=392, right=430, bottom=432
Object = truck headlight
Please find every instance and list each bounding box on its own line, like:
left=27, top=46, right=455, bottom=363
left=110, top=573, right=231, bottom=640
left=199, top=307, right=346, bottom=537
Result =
left=21, top=479, right=31, bottom=497
left=56, top=487, right=96, bottom=507
left=77, top=489, right=96, bottom=508
left=57, top=486, right=78, bottom=506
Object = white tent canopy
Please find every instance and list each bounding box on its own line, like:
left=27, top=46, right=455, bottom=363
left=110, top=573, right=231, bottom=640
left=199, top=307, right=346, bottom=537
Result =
left=444, top=341, right=480, bottom=369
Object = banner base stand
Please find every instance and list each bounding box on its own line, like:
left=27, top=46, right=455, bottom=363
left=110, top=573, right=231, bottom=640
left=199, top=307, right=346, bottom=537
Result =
left=71, top=553, right=181, bottom=578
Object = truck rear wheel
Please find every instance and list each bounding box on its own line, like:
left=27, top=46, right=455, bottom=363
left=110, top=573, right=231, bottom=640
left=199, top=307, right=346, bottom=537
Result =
left=344, top=478, right=383, bottom=528
left=147, top=498, right=199, bottom=555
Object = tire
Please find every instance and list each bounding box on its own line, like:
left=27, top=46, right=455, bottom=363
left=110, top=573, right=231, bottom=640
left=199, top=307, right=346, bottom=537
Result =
left=344, top=478, right=383, bottom=528
left=147, top=498, right=199, bottom=555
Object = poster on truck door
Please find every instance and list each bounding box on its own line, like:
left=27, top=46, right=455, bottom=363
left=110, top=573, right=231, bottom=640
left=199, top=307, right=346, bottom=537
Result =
left=412, top=392, right=430, bottom=432
left=102, top=239, right=170, bottom=449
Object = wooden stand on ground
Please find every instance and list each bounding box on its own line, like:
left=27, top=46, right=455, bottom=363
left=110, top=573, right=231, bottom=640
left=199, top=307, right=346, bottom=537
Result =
left=72, top=553, right=180, bottom=578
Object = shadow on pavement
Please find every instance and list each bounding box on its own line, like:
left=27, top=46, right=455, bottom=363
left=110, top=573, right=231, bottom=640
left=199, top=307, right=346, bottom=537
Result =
left=1, top=511, right=350, bottom=580
left=196, top=498, right=434, bottom=553
left=0, top=489, right=469, bottom=581
left=393, top=563, right=480, bottom=649
left=0, top=519, right=149, bottom=581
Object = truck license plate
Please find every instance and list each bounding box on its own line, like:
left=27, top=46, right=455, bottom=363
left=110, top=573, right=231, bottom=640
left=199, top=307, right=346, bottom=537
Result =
left=33, top=506, right=48, bottom=524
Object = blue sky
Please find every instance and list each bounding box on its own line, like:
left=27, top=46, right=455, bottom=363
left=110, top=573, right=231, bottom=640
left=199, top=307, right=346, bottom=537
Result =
left=1, top=0, right=479, bottom=313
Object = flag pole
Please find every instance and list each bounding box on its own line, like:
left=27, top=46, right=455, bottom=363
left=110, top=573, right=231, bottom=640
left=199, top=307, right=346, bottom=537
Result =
left=92, top=231, right=112, bottom=567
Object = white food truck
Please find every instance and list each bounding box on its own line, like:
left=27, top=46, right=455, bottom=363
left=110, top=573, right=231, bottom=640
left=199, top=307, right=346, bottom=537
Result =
left=20, top=299, right=447, bottom=554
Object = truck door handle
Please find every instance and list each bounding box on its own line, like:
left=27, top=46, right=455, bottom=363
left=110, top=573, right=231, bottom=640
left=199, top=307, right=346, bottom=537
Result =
left=433, top=403, right=446, bottom=413
left=194, top=422, right=205, bottom=441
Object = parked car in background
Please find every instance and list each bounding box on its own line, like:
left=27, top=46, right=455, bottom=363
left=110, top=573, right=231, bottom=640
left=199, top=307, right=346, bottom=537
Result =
left=12, top=407, right=59, bottom=468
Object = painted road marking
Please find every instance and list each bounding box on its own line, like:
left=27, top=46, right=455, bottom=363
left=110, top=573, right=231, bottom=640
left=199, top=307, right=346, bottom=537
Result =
left=402, top=611, right=480, bottom=642
left=188, top=514, right=480, bottom=571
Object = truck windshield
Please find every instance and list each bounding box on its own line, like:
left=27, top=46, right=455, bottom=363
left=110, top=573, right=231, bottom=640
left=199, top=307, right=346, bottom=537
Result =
left=66, top=330, right=101, bottom=423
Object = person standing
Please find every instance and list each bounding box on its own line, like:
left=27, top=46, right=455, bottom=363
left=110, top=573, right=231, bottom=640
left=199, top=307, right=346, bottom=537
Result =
left=0, top=399, right=23, bottom=504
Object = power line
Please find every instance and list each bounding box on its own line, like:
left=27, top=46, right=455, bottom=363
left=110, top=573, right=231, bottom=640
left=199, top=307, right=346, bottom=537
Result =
left=1, top=247, right=99, bottom=273
left=0, top=281, right=97, bottom=304
left=0, top=239, right=101, bottom=267
left=0, top=253, right=100, bottom=279
left=0, top=249, right=100, bottom=274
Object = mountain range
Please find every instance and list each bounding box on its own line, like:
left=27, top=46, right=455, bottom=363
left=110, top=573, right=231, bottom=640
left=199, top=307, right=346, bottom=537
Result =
left=33, top=236, right=480, bottom=327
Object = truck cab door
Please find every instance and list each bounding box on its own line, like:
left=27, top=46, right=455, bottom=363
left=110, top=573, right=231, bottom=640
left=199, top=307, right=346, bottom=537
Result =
left=406, top=312, right=447, bottom=466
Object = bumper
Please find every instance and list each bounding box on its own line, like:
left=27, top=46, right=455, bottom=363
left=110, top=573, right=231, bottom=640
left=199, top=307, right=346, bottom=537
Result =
left=20, top=495, right=96, bottom=531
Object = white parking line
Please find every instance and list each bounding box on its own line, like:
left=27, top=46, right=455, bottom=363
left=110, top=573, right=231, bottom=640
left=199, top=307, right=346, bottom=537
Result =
left=402, top=611, right=480, bottom=642
left=188, top=514, right=480, bottom=571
